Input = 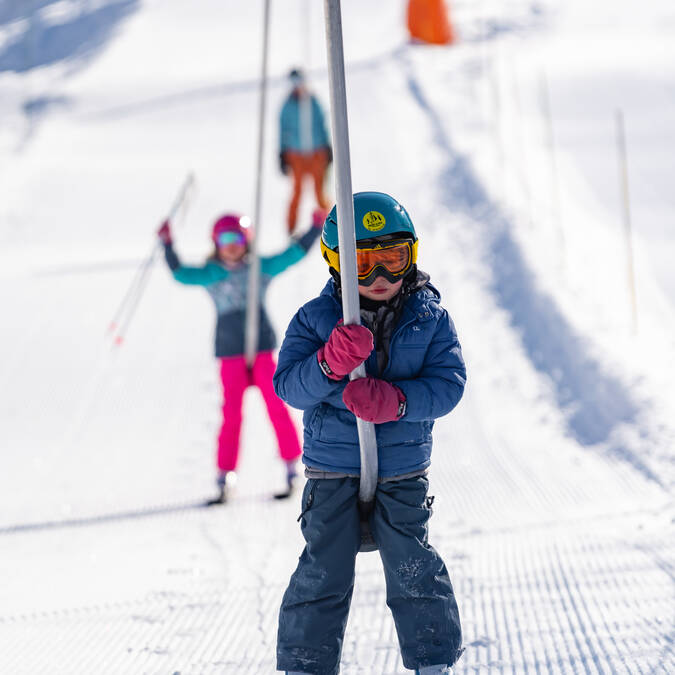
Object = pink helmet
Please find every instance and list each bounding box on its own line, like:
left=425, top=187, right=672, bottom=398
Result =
left=211, top=213, right=254, bottom=244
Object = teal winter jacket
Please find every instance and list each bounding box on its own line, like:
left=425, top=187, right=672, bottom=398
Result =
left=163, top=227, right=320, bottom=357
left=279, top=93, right=330, bottom=153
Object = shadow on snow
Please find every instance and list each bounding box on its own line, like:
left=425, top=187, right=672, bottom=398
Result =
left=0, top=494, right=279, bottom=536
left=0, top=0, right=139, bottom=74
left=399, top=53, right=659, bottom=483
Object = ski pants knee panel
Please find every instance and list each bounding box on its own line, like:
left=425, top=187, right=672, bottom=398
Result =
left=276, top=476, right=463, bottom=674
left=373, top=477, right=463, bottom=669
left=277, top=478, right=361, bottom=675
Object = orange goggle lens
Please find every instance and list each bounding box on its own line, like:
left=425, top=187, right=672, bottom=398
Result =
left=356, top=242, right=411, bottom=279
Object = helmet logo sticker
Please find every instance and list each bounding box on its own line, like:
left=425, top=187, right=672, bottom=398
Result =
left=362, top=211, right=386, bottom=231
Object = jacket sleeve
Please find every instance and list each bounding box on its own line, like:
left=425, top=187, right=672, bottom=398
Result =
left=294, top=225, right=321, bottom=252
left=261, top=236, right=314, bottom=278
left=392, top=310, right=466, bottom=422
left=273, top=304, right=347, bottom=410
left=163, top=245, right=229, bottom=286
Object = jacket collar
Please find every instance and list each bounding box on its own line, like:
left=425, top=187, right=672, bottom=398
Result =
left=319, top=269, right=439, bottom=322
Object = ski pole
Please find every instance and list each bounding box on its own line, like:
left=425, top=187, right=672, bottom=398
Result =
left=106, top=239, right=160, bottom=338
left=244, top=0, right=271, bottom=369
left=108, top=172, right=195, bottom=346
left=324, top=0, right=379, bottom=552
left=109, top=242, right=162, bottom=347
left=107, top=172, right=195, bottom=337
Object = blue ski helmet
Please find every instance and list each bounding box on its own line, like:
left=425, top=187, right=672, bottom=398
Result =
left=320, top=192, right=418, bottom=282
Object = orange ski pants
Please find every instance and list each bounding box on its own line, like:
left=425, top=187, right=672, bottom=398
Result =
left=285, top=148, right=330, bottom=233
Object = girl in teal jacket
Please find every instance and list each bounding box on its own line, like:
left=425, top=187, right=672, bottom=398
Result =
left=158, top=210, right=323, bottom=501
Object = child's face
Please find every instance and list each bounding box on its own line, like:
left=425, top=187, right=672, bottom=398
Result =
left=358, top=277, right=403, bottom=302
left=217, top=242, right=247, bottom=264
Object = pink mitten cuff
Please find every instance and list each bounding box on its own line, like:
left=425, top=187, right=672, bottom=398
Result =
left=317, top=346, right=344, bottom=381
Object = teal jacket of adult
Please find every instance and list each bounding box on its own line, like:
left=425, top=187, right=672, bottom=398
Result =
left=279, top=92, right=330, bottom=153
left=163, top=227, right=320, bottom=358
left=273, top=278, right=466, bottom=477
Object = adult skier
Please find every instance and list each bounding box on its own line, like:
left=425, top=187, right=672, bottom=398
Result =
left=278, top=68, right=332, bottom=234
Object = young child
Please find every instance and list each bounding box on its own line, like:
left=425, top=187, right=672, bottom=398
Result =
left=273, top=192, right=466, bottom=674
left=157, top=209, right=324, bottom=502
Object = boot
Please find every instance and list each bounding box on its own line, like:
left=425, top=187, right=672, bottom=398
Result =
left=286, top=460, right=298, bottom=489
left=274, top=460, right=298, bottom=500
left=210, top=470, right=236, bottom=504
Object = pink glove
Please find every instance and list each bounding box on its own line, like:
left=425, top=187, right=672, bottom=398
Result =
left=317, top=323, right=373, bottom=380
left=312, top=207, right=328, bottom=229
left=342, top=377, right=406, bottom=423
left=157, top=220, right=172, bottom=245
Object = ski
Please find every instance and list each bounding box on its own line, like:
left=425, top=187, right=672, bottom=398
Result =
left=273, top=485, right=295, bottom=500
left=204, top=485, right=228, bottom=506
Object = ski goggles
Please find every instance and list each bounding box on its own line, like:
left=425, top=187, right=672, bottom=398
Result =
left=357, top=241, right=413, bottom=278
left=216, top=231, right=246, bottom=247
left=322, top=239, right=417, bottom=285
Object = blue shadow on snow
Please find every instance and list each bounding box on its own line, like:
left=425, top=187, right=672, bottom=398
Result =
left=0, top=0, right=139, bottom=73
left=401, top=56, right=650, bottom=470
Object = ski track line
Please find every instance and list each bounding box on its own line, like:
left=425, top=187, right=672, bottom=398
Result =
left=1, top=514, right=673, bottom=672
left=572, top=538, right=626, bottom=672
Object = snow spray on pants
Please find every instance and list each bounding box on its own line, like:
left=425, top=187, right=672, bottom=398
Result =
left=277, top=475, right=463, bottom=674
left=217, top=351, right=301, bottom=471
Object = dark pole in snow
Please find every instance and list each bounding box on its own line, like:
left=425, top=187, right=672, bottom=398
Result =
left=539, top=70, right=566, bottom=268
left=615, top=109, right=638, bottom=335
left=245, top=0, right=271, bottom=368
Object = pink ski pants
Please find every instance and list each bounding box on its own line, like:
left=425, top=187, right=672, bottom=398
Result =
left=217, top=351, right=301, bottom=472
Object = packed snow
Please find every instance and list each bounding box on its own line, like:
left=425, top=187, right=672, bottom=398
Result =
left=0, top=0, right=673, bottom=672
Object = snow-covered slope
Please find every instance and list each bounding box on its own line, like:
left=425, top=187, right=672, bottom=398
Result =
left=0, top=0, right=673, bottom=672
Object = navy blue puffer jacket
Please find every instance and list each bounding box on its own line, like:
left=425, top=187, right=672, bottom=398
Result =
left=273, top=278, right=466, bottom=477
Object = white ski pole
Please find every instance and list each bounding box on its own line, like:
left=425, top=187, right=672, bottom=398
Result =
left=244, top=0, right=271, bottom=369
left=109, top=172, right=195, bottom=346
left=324, top=0, right=378, bottom=552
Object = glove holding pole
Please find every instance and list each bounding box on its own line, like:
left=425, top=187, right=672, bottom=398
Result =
left=317, top=322, right=373, bottom=380
left=343, top=377, right=406, bottom=423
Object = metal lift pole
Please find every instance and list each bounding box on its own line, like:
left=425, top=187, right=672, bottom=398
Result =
left=323, top=0, right=378, bottom=551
